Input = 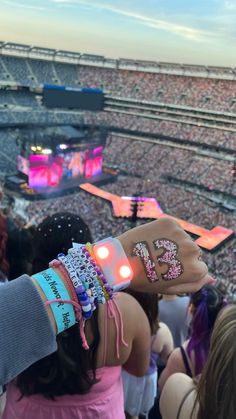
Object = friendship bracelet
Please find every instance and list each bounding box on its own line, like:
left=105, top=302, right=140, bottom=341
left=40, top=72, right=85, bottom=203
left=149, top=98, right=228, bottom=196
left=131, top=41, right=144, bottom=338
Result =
left=58, top=250, right=94, bottom=319
left=70, top=245, right=111, bottom=303
left=68, top=247, right=99, bottom=291
left=56, top=243, right=115, bottom=321
left=49, top=259, right=82, bottom=320
left=48, top=259, right=90, bottom=350
left=33, top=268, right=76, bottom=334
left=84, top=244, right=113, bottom=299
left=70, top=247, right=107, bottom=303
left=57, top=253, right=80, bottom=288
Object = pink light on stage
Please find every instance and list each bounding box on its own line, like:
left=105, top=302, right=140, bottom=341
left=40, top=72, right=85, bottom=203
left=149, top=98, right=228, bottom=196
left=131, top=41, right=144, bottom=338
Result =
left=29, top=154, right=49, bottom=188
left=92, top=146, right=103, bottom=156
left=84, top=156, right=103, bottom=178
left=48, top=156, right=63, bottom=186
left=28, top=154, right=64, bottom=189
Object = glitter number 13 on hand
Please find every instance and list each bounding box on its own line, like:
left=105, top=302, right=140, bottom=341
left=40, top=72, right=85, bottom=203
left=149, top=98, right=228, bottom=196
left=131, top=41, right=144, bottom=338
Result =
left=133, top=239, right=183, bottom=283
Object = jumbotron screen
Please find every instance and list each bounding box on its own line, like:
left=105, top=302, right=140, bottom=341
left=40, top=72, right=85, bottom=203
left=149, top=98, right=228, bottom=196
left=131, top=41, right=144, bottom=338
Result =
left=18, top=147, right=103, bottom=189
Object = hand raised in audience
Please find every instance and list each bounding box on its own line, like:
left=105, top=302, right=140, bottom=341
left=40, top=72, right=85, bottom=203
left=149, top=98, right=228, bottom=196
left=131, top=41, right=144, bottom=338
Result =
left=118, top=217, right=212, bottom=295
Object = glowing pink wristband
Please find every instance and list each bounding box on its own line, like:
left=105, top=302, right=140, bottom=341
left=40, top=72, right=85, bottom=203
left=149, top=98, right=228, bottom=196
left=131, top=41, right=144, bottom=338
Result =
left=92, top=237, right=133, bottom=291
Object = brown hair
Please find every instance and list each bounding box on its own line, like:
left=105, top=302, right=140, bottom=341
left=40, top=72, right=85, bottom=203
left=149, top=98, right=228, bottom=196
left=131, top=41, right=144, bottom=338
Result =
left=195, top=304, right=236, bottom=419
left=17, top=212, right=99, bottom=399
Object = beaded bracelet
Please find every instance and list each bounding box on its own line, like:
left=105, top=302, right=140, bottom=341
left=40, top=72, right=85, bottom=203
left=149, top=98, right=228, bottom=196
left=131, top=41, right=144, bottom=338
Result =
left=58, top=248, right=102, bottom=319
left=84, top=243, right=113, bottom=299
left=56, top=243, right=114, bottom=322
left=57, top=252, right=94, bottom=320
left=48, top=259, right=90, bottom=350
left=68, top=247, right=102, bottom=301
left=69, top=246, right=107, bottom=303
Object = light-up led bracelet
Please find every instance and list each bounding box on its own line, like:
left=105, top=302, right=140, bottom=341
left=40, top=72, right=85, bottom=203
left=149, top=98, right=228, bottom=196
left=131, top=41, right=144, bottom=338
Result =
left=92, top=237, right=133, bottom=291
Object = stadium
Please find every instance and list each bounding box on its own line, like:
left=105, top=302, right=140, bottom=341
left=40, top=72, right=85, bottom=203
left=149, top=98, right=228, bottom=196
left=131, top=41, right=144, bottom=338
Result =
left=1, top=25, right=236, bottom=418
left=0, top=41, right=235, bottom=295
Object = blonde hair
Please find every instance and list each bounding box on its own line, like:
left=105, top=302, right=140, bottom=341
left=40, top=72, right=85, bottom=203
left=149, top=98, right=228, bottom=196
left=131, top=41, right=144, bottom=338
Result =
left=195, top=304, right=236, bottom=419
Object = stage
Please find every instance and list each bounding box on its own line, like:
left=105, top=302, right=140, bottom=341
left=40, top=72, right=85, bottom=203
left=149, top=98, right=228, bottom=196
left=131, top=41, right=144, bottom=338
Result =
left=4, top=124, right=117, bottom=200
left=4, top=170, right=117, bottom=200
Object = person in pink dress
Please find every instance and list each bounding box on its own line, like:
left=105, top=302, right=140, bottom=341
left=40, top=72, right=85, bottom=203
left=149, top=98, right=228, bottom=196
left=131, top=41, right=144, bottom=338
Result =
left=2, top=212, right=150, bottom=419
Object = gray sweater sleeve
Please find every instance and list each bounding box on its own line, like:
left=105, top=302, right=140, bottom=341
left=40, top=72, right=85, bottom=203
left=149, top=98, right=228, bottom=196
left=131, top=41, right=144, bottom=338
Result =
left=0, top=275, right=57, bottom=386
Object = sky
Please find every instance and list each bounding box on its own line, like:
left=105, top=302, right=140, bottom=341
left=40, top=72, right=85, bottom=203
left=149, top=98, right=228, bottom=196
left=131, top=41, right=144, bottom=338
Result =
left=1, top=0, right=236, bottom=66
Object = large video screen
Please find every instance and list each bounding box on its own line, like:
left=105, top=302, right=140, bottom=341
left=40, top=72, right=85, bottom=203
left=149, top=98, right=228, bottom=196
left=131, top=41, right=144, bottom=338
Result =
left=28, top=148, right=101, bottom=188
left=84, top=155, right=103, bottom=178
left=60, top=151, right=85, bottom=178
left=29, top=155, right=51, bottom=188
left=43, top=88, right=104, bottom=111
left=84, top=146, right=103, bottom=178
left=29, top=152, right=85, bottom=188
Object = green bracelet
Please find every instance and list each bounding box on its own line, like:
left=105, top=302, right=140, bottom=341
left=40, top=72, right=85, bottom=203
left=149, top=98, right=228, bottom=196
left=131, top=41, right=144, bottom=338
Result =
left=33, top=268, right=76, bottom=333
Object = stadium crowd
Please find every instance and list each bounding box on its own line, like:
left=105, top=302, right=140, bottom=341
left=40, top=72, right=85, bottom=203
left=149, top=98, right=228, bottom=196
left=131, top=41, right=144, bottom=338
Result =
left=85, top=112, right=236, bottom=150
left=104, top=135, right=235, bottom=195
left=1, top=53, right=236, bottom=116
left=0, top=130, right=234, bottom=292
left=78, top=66, right=236, bottom=112
left=2, top=55, right=236, bottom=152
left=11, top=178, right=235, bottom=289
left=0, top=52, right=236, bottom=419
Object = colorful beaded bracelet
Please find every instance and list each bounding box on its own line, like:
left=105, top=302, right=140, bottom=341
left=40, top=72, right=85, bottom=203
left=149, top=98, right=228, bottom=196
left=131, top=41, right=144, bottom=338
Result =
left=56, top=243, right=114, bottom=321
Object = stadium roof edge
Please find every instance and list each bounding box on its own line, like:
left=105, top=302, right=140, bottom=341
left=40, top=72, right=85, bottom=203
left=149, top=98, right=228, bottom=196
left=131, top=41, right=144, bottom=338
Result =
left=0, top=41, right=236, bottom=80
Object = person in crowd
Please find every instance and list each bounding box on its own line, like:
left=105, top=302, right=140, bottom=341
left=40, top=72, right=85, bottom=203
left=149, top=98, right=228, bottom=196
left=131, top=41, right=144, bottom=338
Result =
left=6, top=219, right=33, bottom=280
left=0, top=211, right=33, bottom=281
left=159, top=294, right=190, bottom=348
left=30, top=212, right=93, bottom=274
left=160, top=303, right=236, bottom=419
left=0, top=217, right=211, bottom=396
left=154, top=293, right=190, bottom=416
left=122, top=291, right=173, bottom=419
left=2, top=212, right=149, bottom=419
left=149, top=294, right=189, bottom=419
left=159, top=284, right=226, bottom=392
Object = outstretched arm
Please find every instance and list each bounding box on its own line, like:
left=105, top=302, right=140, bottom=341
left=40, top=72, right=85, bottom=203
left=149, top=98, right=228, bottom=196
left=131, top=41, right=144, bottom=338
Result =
left=0, top=276, right=57, bottom=386
left=118, top=218, right=212, bottom=294
left=0, top=218, right=211, bottom=386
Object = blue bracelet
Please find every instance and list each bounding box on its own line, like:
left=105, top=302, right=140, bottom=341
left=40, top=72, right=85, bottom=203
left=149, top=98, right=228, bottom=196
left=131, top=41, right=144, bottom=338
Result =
left=33, top=268, right=76, bottom=334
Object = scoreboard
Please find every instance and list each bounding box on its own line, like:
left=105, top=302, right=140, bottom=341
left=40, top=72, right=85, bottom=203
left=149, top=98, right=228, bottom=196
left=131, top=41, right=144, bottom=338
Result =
left=43, top=85, right=104, bottom=111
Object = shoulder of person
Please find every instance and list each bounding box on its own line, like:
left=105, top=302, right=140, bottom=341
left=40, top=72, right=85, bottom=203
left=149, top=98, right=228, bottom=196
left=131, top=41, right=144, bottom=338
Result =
left=155, top=322, right=173, bottom=343
left=159, top=322, right=172, bottom=334
left=113, top=292, right=150, bottom=331
left=167, top=345, right=183, bottom=362
left=117, top=293, right=151, bottom=376
left=160, top=373, right=197, bottom=419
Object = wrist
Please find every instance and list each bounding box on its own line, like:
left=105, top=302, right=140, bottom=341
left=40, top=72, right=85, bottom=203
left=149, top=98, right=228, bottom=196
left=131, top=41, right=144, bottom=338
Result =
left=32, top=268, right=76, bottom=334
left=116, top=234, right=144, bottom=288
left=31, top=277, right=57, bottom=334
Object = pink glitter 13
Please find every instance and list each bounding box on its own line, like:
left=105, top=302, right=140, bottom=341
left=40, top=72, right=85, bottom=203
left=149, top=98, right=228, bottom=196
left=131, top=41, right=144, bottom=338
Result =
left=133, top=241, right=159, bottom=283
left=153, top=238, right=183, bottom=281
